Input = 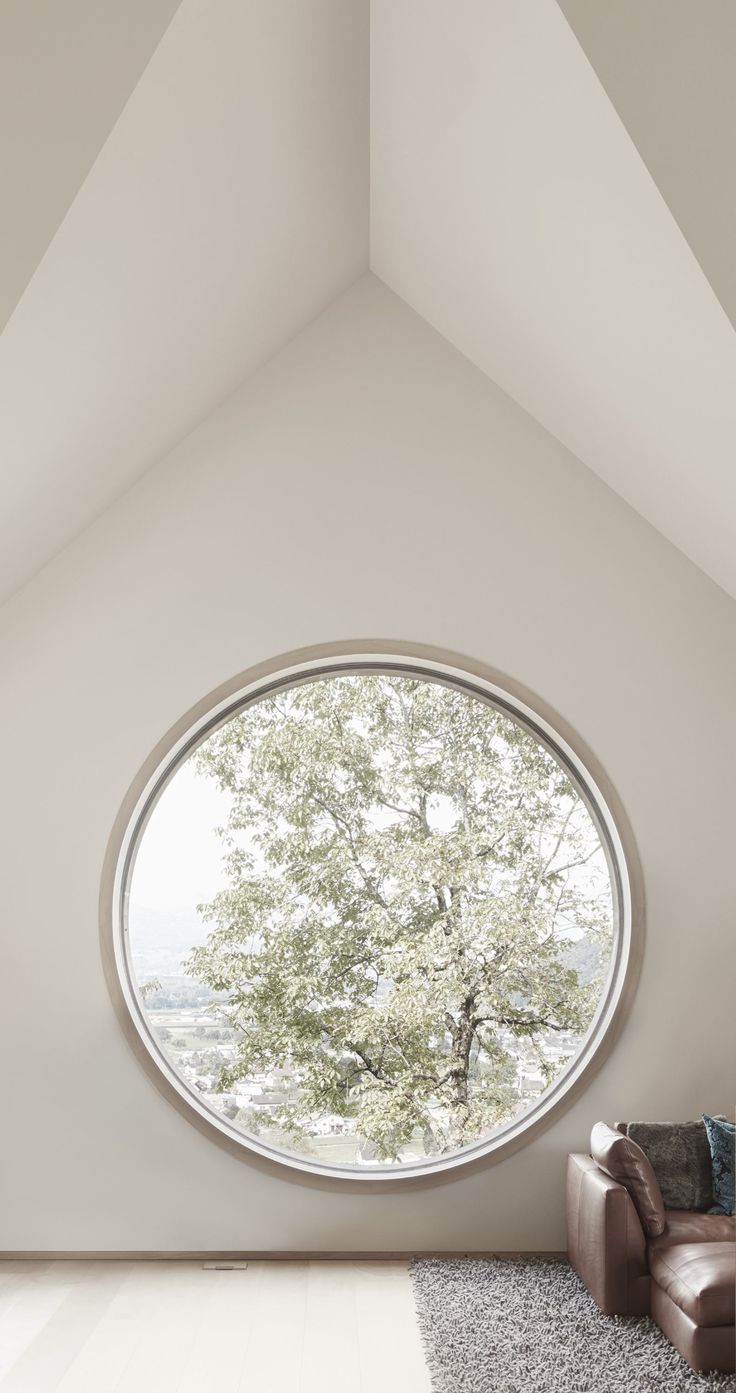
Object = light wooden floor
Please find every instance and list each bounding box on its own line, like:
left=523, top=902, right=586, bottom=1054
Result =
left=0, top=1260, right=432, bottom=1392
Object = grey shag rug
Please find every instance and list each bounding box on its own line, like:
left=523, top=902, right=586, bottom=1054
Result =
left=410, top=1258, right=735, bottom=1393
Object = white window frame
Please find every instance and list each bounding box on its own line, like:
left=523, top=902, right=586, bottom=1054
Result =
left=101, top=642, right=643, bottom=1183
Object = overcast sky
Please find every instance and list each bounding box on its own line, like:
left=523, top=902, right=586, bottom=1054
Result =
left=130, top=760, right=231, bottom=912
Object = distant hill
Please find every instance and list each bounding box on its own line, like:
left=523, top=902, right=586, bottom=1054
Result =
left=129, top=903, right=607, bottom=992
left=129, top=904, right=210, bottom=978
left=561, top=935, right=605, bottom=986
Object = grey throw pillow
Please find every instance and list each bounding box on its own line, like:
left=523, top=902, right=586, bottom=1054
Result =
left=622, top=1119, right=721, bottom=1211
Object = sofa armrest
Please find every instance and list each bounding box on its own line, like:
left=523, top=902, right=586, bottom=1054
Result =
left=567, top=1152, right=650, bottom=1315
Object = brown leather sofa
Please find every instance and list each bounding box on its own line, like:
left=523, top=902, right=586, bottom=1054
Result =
left=567, top=1123, right=735, bottom=1373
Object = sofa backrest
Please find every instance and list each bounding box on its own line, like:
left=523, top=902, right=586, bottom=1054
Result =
left=591, top=1121, right=666, bottom=1236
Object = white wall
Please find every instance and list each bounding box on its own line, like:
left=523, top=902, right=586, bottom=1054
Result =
left=1, top=275, right=734, bottom=1252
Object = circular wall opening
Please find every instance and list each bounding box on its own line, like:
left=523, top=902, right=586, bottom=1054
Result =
left=105, top=646, right=639, bottom=1181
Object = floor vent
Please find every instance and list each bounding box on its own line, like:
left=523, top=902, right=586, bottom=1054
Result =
left=202, top=1262, right=249, bottom=1270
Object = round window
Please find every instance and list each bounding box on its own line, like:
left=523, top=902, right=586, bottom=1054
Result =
left=108, top=649, right=636, bottom=1179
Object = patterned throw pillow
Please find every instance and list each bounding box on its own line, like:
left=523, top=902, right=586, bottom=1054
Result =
left=703, top=1114, right=736, bottom=1216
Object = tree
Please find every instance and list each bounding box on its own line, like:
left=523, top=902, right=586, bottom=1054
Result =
left=186, top=674, right=612, bottom=1161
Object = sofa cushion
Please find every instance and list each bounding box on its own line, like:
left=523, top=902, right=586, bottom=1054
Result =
left=649, top=1242, right=735, bottom=1328
left=621, top=1119, right=716, bottom=1211
left=651, top=1284, right=735, bottom=1375
left=590, top=1121, right=665, bottom=1237
left=648, top=1209, right=736, bottom=1251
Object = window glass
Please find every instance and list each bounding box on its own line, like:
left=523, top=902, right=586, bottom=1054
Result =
left=126, top=667, right=618, bottom=1173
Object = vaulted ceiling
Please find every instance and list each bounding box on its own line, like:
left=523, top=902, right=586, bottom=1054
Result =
left=1, top=0, right=734, bottom=603
left=0, top=0, right=368, bottom=603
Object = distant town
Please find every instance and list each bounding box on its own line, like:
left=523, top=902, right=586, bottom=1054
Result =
left=130, top=903, right=602, bottom=1165
left=136, top=971, right=583, bottom=1165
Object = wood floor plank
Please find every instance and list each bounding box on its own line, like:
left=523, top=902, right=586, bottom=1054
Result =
left=299, top=1262, right=361, bottom=1393
left=0, top=1263, right=130, bottom=1392
left=111, top=1262, right=220, bottom=1393
left=356, top=1262, right=431, bottom=1393
left=178, top=1262, right=266, bottom=1393
left=234, top=1262, right=307, bottom=1393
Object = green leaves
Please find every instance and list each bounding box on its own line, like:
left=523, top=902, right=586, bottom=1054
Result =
left=185, top=675, right=613, bottom=1161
